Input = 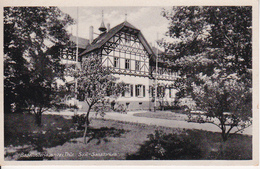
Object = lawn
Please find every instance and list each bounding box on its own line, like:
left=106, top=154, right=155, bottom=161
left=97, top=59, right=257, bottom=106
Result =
left=4, top=112, right=252, bottom=160
left=133, top=111, right=187, bottom=121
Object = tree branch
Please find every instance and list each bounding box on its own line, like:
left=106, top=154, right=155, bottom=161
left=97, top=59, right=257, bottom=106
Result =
left=232, top=123, right=252, bottom=135
left=226, top=125, right=234, bottom=137
left=85, top=98, right=90, bottom=106
left=224, top=34, right=233, bottom=45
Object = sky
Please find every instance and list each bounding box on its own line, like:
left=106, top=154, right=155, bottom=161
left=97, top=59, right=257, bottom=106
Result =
left=59, top=7, right=171, bottom=46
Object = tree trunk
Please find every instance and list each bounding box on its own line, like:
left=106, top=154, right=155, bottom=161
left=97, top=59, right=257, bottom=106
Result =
left=219, top=141, right=227, bottom=159
left=83, top=106, right=91, bottom=144
left=35, top=112, right=42, bottom=127
left=222, top=134, right=228, bottom=142
left=221, top=125, right=228, bottom=142
left=83, top=120, right=88, bottom=144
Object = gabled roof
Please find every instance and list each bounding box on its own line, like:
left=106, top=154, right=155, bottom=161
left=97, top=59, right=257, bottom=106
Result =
left=79, top=21, right=156, bottom=61
left=69, top=35, right=89, bottom=49
left=151, top=46, right=164, bottom=55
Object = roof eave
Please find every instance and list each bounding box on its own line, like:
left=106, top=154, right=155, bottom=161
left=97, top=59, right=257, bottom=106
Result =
left=137, top=32, right=156, bottom=61
left=79, top=21, right=156, bottom=61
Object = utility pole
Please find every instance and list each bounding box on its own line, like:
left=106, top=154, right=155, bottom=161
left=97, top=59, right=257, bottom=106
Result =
left=74, top=7, right=79, bottom=115
left=154, top=33, right=159, bottom=112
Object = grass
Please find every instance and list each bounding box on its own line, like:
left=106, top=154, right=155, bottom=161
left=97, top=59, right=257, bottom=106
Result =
left=133, top=111, right=187, bottom=121
left=4, top=112, right=252, bottom=160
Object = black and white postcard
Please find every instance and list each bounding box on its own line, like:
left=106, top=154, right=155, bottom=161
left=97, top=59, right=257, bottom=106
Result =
left=0, top=0, right=259, bottom=167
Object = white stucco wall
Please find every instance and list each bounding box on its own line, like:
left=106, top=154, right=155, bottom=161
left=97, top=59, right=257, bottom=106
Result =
left=114, top=74, right=150, bottom=102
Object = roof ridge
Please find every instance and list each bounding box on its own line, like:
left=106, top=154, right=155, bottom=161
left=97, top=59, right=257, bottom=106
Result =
left=122, top=21, right=139, bottom=30
left=69, top=35, right=88, bottom=41
left=69, top=35, right=89, bottom=49
left=79, top=21, right=145, bottom=57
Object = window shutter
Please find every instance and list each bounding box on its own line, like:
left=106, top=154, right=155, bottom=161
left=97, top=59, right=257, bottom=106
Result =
left=122, top=84, right=125, bottom=97
left=131, top=85, right=133, bottom=97
left=169, top=88, right=171, bottom=98
left=135, top=85, right=138, bottom=97
left=143, top=85, right=145, bottom=97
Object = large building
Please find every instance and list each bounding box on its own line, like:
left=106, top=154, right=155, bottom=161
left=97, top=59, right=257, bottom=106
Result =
left=61, top=18, right=179, bottom=111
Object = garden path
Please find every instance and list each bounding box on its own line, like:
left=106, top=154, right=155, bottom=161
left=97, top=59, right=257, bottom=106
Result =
left=45, top=110, right=253, bottom=135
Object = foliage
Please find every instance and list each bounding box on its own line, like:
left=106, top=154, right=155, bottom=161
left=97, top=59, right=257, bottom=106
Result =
left=113, top=103, right=127, bottom=114
left=93, top=99, right=112, bottom=117
left=126, top=130, right=202, bottom=160
left=161, top=6, right=252, bottom=74
left=75, top=55, right=125, bottom=123
left=4, top=7, right=74, bottom=125
left=68, top=54, right=125, bottom=143
left=178, top=97, right=197, bottom=110
left=150, top=83, right=167, bottom=110
left=192, top=70, right=252, bottom=141
left=72, top=114, right=87, bottom=130
left=160, top=6, right=252, bottom=141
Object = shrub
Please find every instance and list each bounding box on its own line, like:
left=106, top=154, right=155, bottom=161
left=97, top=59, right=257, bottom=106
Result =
left=72, top=114, right=87, bottom=130
left=126, top=130, right=202, bottom=160
left=114, top=103, right=127, bottom=114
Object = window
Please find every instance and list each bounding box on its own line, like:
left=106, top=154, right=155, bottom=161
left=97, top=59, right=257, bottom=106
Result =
left=107, top=82, right=116, bottom=96
left=135, top=61, right=140, bottom=71
left=169, top=70, right=174, bottom=76
left=135, top=84, right=145, bottom=97
left=114, top=57, right=119, bottom=68
left=123, top=84, right=133, bottom=97
left=125, top=59, right=130, bottom=70
left=169, top=88, right=175, bottom=98
left=159, top=68, right=163, bottom=75
left=143, top=85, right=145, bottom=97
left=136, top=85, right=142, bottom=97
left=158, top=86, right=165, bottom=97
left=149, top=86, right=154, bottom=98
left=131, top=85, right=133, bottom=97
left=167, top=69, right=171, bottom=75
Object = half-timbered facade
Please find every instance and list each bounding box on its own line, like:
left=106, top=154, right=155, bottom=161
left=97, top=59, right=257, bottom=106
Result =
left=61, top=20, right=179, bottom=110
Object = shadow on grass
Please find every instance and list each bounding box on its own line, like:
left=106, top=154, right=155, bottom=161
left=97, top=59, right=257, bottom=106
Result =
left=5, top=113, right=82, bottom=160
left=5, top=126, right=128, bottom=160
left=183, top=129, right=252, bottom=160
left=126, top=129, right=252, bottom=160
left=86, top=127, right=128, bottom=145
left=7, top=130, right=83, bottom=160
left=126, top=130, right=202, bottom=160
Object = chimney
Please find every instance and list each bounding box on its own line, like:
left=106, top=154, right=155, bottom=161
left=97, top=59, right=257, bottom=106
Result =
left=89, top=26, right=93, bottom=44
left=107, top=23, right=110, bottom=31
